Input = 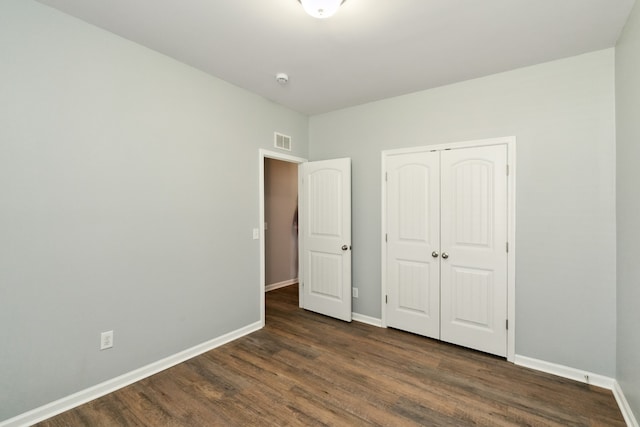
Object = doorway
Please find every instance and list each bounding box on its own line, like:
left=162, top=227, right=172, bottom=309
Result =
left=264, top=158, right=299, bottom=292
left=259, top=149, right=306, bottom=326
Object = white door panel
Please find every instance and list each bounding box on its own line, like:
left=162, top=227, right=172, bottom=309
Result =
left=440, top=145, right=508, bottom=356
left=385, top=152, right=440, bottom=338
left=300, top=158, right=351, bottom=322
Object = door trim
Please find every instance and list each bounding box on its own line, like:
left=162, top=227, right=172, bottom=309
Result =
left=381, top=136, right=516, bottom=362
left=259, top=149, right=307, bottom=327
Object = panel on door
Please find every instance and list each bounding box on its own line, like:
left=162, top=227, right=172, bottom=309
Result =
left=300, top=158, right=352, bottom=322
left=385, top=152, right=440, bottom=338
left=440, top=145, right=508, bottom=357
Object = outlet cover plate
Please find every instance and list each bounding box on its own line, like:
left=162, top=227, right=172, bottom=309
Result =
left=100, top=330, right=113, bottom=350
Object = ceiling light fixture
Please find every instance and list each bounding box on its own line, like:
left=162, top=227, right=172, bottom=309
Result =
left=298, top=0, right=346, bottom=19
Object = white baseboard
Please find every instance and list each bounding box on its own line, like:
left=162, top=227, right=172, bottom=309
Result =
left=265, top=279, right=298, bottom=292
left=352, top=312, right=382, bottom=327
left=514, top=355, right=615, bottom=389
left=613, top=380, right=640, bottom=427
left=0, top=321, right=263, bottom=427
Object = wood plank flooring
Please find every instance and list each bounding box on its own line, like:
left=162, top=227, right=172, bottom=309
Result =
left=37, top=285, right=625, bottom=426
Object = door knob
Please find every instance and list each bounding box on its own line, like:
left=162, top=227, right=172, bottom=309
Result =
left=341, top=245, right=349, bottom=251
left=431, top=251, right=439, bottom=258
left=441, top=252, right=449, bottom=259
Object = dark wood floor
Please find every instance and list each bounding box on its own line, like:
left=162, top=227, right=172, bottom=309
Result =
left=37, top=285, right=624, bottom=426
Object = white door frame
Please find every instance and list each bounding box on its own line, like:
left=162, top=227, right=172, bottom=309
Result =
left=381, top=136, right=516, bottom=361
left=259, top=149, right=307, bottom=326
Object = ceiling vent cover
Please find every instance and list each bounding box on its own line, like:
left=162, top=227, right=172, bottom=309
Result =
left=274, top=132, right=292, bottom=151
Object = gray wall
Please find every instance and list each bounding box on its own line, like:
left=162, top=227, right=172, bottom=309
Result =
left=0, top=0, right=308, bottom=421
left=309, top=49, right=617, bottom=377
left=616, top=0, right=640, bottom=419
left=265, top=159, right=298, bottom=285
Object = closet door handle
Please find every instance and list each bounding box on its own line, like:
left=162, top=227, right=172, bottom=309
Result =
left=431, top=251, right=439, bottom=258
left=441, top=252, right=449, bottom=259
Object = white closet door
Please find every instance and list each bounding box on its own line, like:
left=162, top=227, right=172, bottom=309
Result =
left=300, top=158, right=352, bottom=322
left=440, top=145, right=508, bottom=357
left=385, top=152, right=440, bottom=338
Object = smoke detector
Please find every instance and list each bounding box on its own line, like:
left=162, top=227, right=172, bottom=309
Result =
left=275, top=73, right=289, bottom=84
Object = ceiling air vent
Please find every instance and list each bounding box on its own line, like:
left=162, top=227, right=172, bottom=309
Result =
left=274, top=132, right=292, bottom=151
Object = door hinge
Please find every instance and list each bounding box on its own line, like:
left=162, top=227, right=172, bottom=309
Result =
left=385, top=172, right=388, bottom=182
left=385, top=233, right=388, bottom=242
left=506, top=242, right=509, bottom=253
left=385, top=295, right=388, bottom=304
left=506, top=165, right=510, bottom=176
left=506, top=319, right=509, bottom=330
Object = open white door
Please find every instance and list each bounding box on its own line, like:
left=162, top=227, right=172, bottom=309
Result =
left=299, top=158, right=352, bottom=322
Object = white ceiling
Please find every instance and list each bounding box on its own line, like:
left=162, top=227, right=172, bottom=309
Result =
left=36, top=0, right=636, bottom=115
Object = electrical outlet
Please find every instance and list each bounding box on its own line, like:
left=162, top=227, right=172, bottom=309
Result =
left=352, top=287, right=358, bottom=298
left=252, top=228, right=259, bottom=239
left=100, top=330, right=113, bottom=350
